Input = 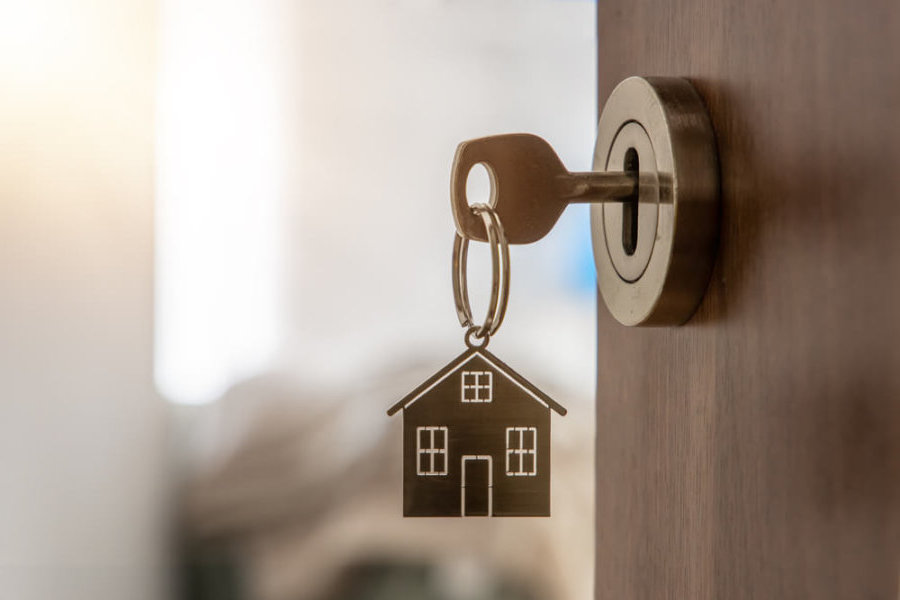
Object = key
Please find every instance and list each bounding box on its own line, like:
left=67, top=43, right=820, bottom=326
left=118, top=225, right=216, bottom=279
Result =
left=450, top=133, right=639, bottom=244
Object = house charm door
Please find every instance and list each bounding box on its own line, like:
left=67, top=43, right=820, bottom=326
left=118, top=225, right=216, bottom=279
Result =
left=387, top=203, right=566, bottom=517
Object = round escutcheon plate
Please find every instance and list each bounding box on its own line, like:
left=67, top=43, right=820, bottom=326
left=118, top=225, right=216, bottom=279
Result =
left=591, top=76, right=720, bottom=326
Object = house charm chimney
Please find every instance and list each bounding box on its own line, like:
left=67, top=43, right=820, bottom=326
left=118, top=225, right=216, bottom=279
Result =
left=387, top=203, right=566, bottom=517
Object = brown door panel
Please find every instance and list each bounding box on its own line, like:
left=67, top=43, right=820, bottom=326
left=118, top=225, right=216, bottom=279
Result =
left=595, top=2, right=900, bottom=598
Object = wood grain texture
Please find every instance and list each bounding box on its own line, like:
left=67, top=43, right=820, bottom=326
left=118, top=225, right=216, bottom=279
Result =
left=595, top=2, right=900, bottom=598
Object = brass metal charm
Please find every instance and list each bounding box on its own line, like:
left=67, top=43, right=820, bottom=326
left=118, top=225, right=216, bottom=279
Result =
left=387, top=347, right=566, bottom=517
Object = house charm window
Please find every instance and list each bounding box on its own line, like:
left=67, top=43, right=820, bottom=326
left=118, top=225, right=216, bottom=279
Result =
left=506, top=427, right=537, bottom=476
left=461, top=370, right=492, bottom=403
left=416, top=426, right=448, bottom=476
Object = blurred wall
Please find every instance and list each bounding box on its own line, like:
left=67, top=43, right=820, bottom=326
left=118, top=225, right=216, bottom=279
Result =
left=283, top=1, right=599, bottom=387
left=156, top=0, right=598, bottom=404
left=0, top=1, right=168, bottom=598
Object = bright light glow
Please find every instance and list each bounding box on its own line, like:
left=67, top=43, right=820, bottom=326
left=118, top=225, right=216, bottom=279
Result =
left=155, top=0, right=286, bottom=404
left=0, top=2, right=80, bottom=80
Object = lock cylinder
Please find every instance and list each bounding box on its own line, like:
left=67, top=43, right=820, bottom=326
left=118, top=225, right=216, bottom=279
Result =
left=590, top=76, right=720, bottom=326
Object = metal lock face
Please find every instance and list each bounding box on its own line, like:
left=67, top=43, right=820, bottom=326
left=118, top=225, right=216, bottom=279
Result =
left=591, top=77, right=720, bottom=326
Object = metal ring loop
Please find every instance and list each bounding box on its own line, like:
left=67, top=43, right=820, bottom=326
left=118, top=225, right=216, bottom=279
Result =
left=452, top=203, right=510, bottom=338
left=464, top=326, right=490, bottom=349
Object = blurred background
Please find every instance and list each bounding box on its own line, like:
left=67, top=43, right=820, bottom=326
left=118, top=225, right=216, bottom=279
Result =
left=1, top=1, right=597, bottom=599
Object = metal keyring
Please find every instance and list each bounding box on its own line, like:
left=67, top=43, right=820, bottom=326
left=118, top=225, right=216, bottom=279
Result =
left=464, top=326, right=490, bottom=349
left=452, top=203, right=510, bottom=339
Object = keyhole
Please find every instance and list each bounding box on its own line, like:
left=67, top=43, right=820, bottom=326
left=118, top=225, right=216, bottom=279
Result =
left=622, top=147, right=639, bottom=256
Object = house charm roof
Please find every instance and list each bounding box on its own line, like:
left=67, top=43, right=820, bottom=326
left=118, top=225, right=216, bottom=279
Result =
left=388, top=347, right=566, bottom=517
left=388, top=347, right=567, bottom=417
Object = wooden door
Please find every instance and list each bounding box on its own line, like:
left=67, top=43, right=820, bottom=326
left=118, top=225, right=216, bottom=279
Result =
left=595, top=2, right=900, bottom=598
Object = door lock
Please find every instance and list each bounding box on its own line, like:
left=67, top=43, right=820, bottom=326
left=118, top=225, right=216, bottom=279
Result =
left=450, top=76, right=719, bottom=326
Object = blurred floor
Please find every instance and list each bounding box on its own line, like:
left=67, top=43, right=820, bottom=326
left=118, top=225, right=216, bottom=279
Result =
left=179, top=361, right=594, bottom=600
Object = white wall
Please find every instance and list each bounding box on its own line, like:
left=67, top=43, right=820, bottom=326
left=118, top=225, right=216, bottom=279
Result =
left=0, top=2, right=168, bottom=598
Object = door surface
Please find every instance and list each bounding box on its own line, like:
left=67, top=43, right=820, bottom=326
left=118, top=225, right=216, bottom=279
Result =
left=595, top=2, right=900, bottom=599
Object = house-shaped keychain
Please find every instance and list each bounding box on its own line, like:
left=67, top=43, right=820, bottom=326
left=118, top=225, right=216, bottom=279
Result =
left=387, top=347, right=566, bottom=517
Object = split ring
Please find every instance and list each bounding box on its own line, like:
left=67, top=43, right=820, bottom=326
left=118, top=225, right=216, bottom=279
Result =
left=452, top=203, right=510, bottom=338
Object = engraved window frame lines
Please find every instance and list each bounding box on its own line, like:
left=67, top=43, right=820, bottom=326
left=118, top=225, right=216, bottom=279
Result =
left=505, top=426, right=537, bottom=476
left=461, top=370, right=493, bottom=403
left=416, top=426, right=448, bottom=476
